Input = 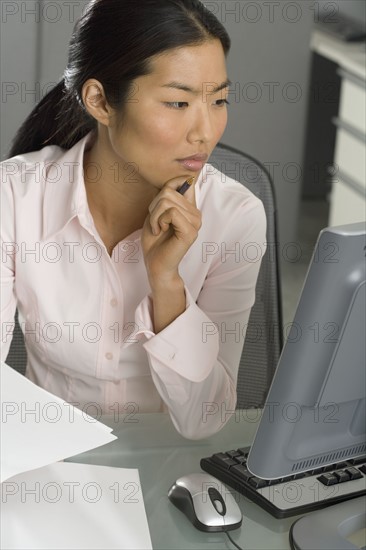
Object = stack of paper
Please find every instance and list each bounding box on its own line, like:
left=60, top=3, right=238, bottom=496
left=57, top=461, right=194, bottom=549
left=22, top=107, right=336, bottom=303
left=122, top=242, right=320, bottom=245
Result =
left=0, top=362, right=153, bottom=549
left=0, top=362, right=117, bottom=483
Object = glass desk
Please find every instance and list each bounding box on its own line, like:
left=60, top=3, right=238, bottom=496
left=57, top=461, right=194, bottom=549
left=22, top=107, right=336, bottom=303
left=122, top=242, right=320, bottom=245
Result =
left=66, top=410, right=302, bottom=549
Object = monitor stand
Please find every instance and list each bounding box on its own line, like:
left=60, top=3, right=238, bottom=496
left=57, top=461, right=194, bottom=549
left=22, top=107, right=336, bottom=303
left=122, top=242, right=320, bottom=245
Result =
left=289, top=497, right=366, bottom=550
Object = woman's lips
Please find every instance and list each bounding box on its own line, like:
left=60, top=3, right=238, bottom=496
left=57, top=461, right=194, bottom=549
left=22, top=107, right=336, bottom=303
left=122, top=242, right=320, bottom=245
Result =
left=177, top=159, right=206, bottom=171
left=177, top=153, right=208, bottom=172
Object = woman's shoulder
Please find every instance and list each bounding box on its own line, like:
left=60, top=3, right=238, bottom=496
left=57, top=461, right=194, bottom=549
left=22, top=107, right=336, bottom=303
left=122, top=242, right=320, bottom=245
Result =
left=196, top=163, right=267, bottom=263
left=0, top=143, right=70, bottom=200
left=1, top=143, right=66, bottom=175
left=199, top=162, right=266, bottom=215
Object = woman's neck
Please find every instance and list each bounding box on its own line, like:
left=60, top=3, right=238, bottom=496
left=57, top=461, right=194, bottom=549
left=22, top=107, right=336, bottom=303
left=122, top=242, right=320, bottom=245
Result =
left=83, top=132, right=159, bottom=234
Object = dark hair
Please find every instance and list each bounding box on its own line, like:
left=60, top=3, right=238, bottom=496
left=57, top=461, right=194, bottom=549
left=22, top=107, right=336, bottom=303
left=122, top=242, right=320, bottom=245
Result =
left=7, top=0, right=230, bottom=158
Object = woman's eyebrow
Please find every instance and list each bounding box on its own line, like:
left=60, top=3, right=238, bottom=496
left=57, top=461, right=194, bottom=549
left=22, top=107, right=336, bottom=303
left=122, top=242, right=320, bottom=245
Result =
left=160, top=78, right=231, bottom=95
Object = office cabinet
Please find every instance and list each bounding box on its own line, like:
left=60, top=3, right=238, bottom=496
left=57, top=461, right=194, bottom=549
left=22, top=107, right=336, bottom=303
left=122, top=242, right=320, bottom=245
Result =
left=338, top=76, right=366, bottom=135
left=309, top=28, right=365, bottom=226
left=329, top=70, right=366, bottom=226
left=329, top=177, right=366, bottom=226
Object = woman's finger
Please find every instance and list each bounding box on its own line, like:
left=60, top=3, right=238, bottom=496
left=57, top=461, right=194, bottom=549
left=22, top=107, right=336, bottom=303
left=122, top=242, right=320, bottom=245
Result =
left=156, top=207, right=199, bottom=244
left=148, top=174, right=198, bottom=213
left=148, top=187, right=192, bottom=216
left=149, top=198, right=201, bottom=235
left=151, top=201, right=191, bottom=235
left=163, top=175, right=198, bottom=206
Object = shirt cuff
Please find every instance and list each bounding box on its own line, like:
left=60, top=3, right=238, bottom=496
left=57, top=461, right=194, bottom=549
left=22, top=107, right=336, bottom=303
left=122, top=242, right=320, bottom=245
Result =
left=133, top=284, right=219, bottom=383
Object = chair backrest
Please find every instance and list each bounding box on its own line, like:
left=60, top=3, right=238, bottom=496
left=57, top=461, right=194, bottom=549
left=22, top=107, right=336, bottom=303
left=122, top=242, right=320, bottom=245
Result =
left=6, top=142, right=283, bottom=408
left=209, top=143, right=283, bottom=408
left=6, top=308, right=27, bottom=375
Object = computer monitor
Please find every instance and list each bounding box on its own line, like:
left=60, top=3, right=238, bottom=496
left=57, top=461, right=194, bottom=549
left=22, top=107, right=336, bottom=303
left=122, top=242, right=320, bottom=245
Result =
left=247, top=221, right=366, bottom=480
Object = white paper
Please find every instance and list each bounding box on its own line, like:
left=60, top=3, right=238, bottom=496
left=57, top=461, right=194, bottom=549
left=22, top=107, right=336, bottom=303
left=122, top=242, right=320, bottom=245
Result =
left=1, top=462, right=153, bottom=550
left=0, top=361, right=117, bottom=482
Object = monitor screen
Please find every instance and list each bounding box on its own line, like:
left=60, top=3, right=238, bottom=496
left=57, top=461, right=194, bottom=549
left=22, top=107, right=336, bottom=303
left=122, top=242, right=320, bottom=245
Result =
left=247, top=222, right=366, bottom=479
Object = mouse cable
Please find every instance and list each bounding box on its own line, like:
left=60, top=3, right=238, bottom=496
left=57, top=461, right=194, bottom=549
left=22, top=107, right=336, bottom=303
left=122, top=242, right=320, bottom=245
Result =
left=223, top=516, right=244, bottom=550
left=224, top=529, right=244, bottom=550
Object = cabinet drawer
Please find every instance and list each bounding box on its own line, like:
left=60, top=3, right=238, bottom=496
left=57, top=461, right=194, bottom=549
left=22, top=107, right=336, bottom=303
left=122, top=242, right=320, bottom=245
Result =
left=338, top=76, right=366, bottom=136
left=334, top=129, right=366, bottom=190
left=329, top=178, right=366, bottom=227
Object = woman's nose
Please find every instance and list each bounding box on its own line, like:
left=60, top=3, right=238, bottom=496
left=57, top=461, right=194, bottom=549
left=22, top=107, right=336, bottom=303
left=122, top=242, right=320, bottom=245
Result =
left=187, top=108, right=214, bottom=144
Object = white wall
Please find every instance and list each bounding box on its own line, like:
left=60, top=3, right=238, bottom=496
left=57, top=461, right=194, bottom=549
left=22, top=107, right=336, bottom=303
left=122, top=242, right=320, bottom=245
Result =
left=0, top=0, right=86, bottom=162
left=214, top=1, right=314, bottom=245
left=38, top=0, right=87, bottom=91
left=0, top=0, right=40, bottom=161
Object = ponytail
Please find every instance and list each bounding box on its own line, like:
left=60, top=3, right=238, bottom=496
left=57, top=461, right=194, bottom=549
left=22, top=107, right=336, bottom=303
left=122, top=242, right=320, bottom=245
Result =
left=6, top=77, right=96, bottom=159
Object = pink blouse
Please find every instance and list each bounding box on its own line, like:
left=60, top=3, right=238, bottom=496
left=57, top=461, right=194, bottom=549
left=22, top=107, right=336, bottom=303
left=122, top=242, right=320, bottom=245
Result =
left=1, top=130, right=266, bottom=439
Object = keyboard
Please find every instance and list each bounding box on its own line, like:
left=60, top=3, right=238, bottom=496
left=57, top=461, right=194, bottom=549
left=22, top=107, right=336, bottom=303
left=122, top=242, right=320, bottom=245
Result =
left=200, top=446, right=366, bottom=518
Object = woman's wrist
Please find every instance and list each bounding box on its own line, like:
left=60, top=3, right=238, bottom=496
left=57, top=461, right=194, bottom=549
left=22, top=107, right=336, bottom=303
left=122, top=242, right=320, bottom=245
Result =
left=148, top=274, right=186, bottom=333
left=148, top=271, right=184, bottom=294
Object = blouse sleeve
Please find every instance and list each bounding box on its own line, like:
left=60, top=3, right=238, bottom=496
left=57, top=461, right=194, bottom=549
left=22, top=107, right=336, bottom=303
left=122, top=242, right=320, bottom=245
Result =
left=0, top=167, right=17, bottom=362
left=133, top=196, right=267, bottom=439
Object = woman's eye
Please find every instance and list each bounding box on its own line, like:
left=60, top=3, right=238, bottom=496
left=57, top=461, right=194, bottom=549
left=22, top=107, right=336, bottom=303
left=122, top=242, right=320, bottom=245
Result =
left=165, top=102, right=188, bottom=109
left=215, top=99, right=230, bottom=106
left=164, top=99, right=230, bottom=110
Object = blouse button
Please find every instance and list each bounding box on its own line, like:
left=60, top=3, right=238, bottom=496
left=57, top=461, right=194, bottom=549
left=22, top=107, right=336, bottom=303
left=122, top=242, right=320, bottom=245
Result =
left=105, top=352, right=113, bottom=360
left=110, top=298, right=118, bottom=307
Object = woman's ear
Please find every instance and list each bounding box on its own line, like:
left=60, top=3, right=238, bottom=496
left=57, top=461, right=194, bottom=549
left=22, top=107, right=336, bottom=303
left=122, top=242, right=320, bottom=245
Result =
left=81, top=79, right=114, bottom=127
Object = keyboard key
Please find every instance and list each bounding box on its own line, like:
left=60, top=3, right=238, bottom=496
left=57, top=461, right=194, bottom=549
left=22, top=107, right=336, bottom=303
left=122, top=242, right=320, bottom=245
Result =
left=345, top=467, right=363, bottom=480
left=267, top=478, right=283, bottom=486
left=281, top=475, right=296, bottom=482
left=226, top=450, right=241, bottom=459
left=211, top=454, right=237, bottom=469
left=307, top=467, right=326, bottom=476
left=213, top=452, right=230, bottom=461
left=249, top=476, right=268, bottom=489
left=334, top=470, right=351, bottom=483
left=323, top=464, right=336, bottom=472
left=349, top=456, right=366, bottom=466
left=222, top=459, right=238, bottom=469
left=335, top=462, right=348, bottom=469
left=233, top=455, right=247, bottom=465
left=230, top=464, right=254, bottom=482
left=237, top=447, right=250, bottom=457
left=317, top=473, right=339, bottom=486
left=293, top=472, right=307, bottom=480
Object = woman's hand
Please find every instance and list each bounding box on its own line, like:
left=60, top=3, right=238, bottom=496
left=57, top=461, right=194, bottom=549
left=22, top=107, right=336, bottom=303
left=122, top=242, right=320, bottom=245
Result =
left=141, top=176, right=202, bottom=289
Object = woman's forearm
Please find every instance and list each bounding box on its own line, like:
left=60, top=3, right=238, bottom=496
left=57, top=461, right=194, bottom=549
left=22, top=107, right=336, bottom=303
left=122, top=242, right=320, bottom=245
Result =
left=150, top=276, right=186, bottom=333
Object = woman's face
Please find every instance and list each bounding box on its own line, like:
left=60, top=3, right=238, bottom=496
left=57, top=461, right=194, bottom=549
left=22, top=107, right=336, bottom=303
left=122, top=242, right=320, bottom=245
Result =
left=108, top=39, right=230, bottom=189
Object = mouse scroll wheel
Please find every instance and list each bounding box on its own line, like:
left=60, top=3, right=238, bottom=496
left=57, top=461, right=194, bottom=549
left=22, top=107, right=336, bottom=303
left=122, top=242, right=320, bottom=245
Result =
left=208, top=487, right=227, bottom=516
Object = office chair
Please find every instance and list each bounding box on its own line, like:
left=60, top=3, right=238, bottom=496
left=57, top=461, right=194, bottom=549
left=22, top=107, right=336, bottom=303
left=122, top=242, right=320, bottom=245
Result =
left=5, top=143, right=283, bottom=408
left=5, top=309, right=27, bottom=376
left=209, top=143, right=283, bottom=408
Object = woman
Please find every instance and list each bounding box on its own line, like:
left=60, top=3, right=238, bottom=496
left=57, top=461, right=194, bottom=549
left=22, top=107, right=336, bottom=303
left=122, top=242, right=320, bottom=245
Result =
left=1, top=0, right=266, bottom=438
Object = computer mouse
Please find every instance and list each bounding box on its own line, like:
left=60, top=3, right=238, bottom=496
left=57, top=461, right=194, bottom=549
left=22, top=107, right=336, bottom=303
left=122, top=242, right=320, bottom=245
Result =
left=168, top=472, right=243, bottom=532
